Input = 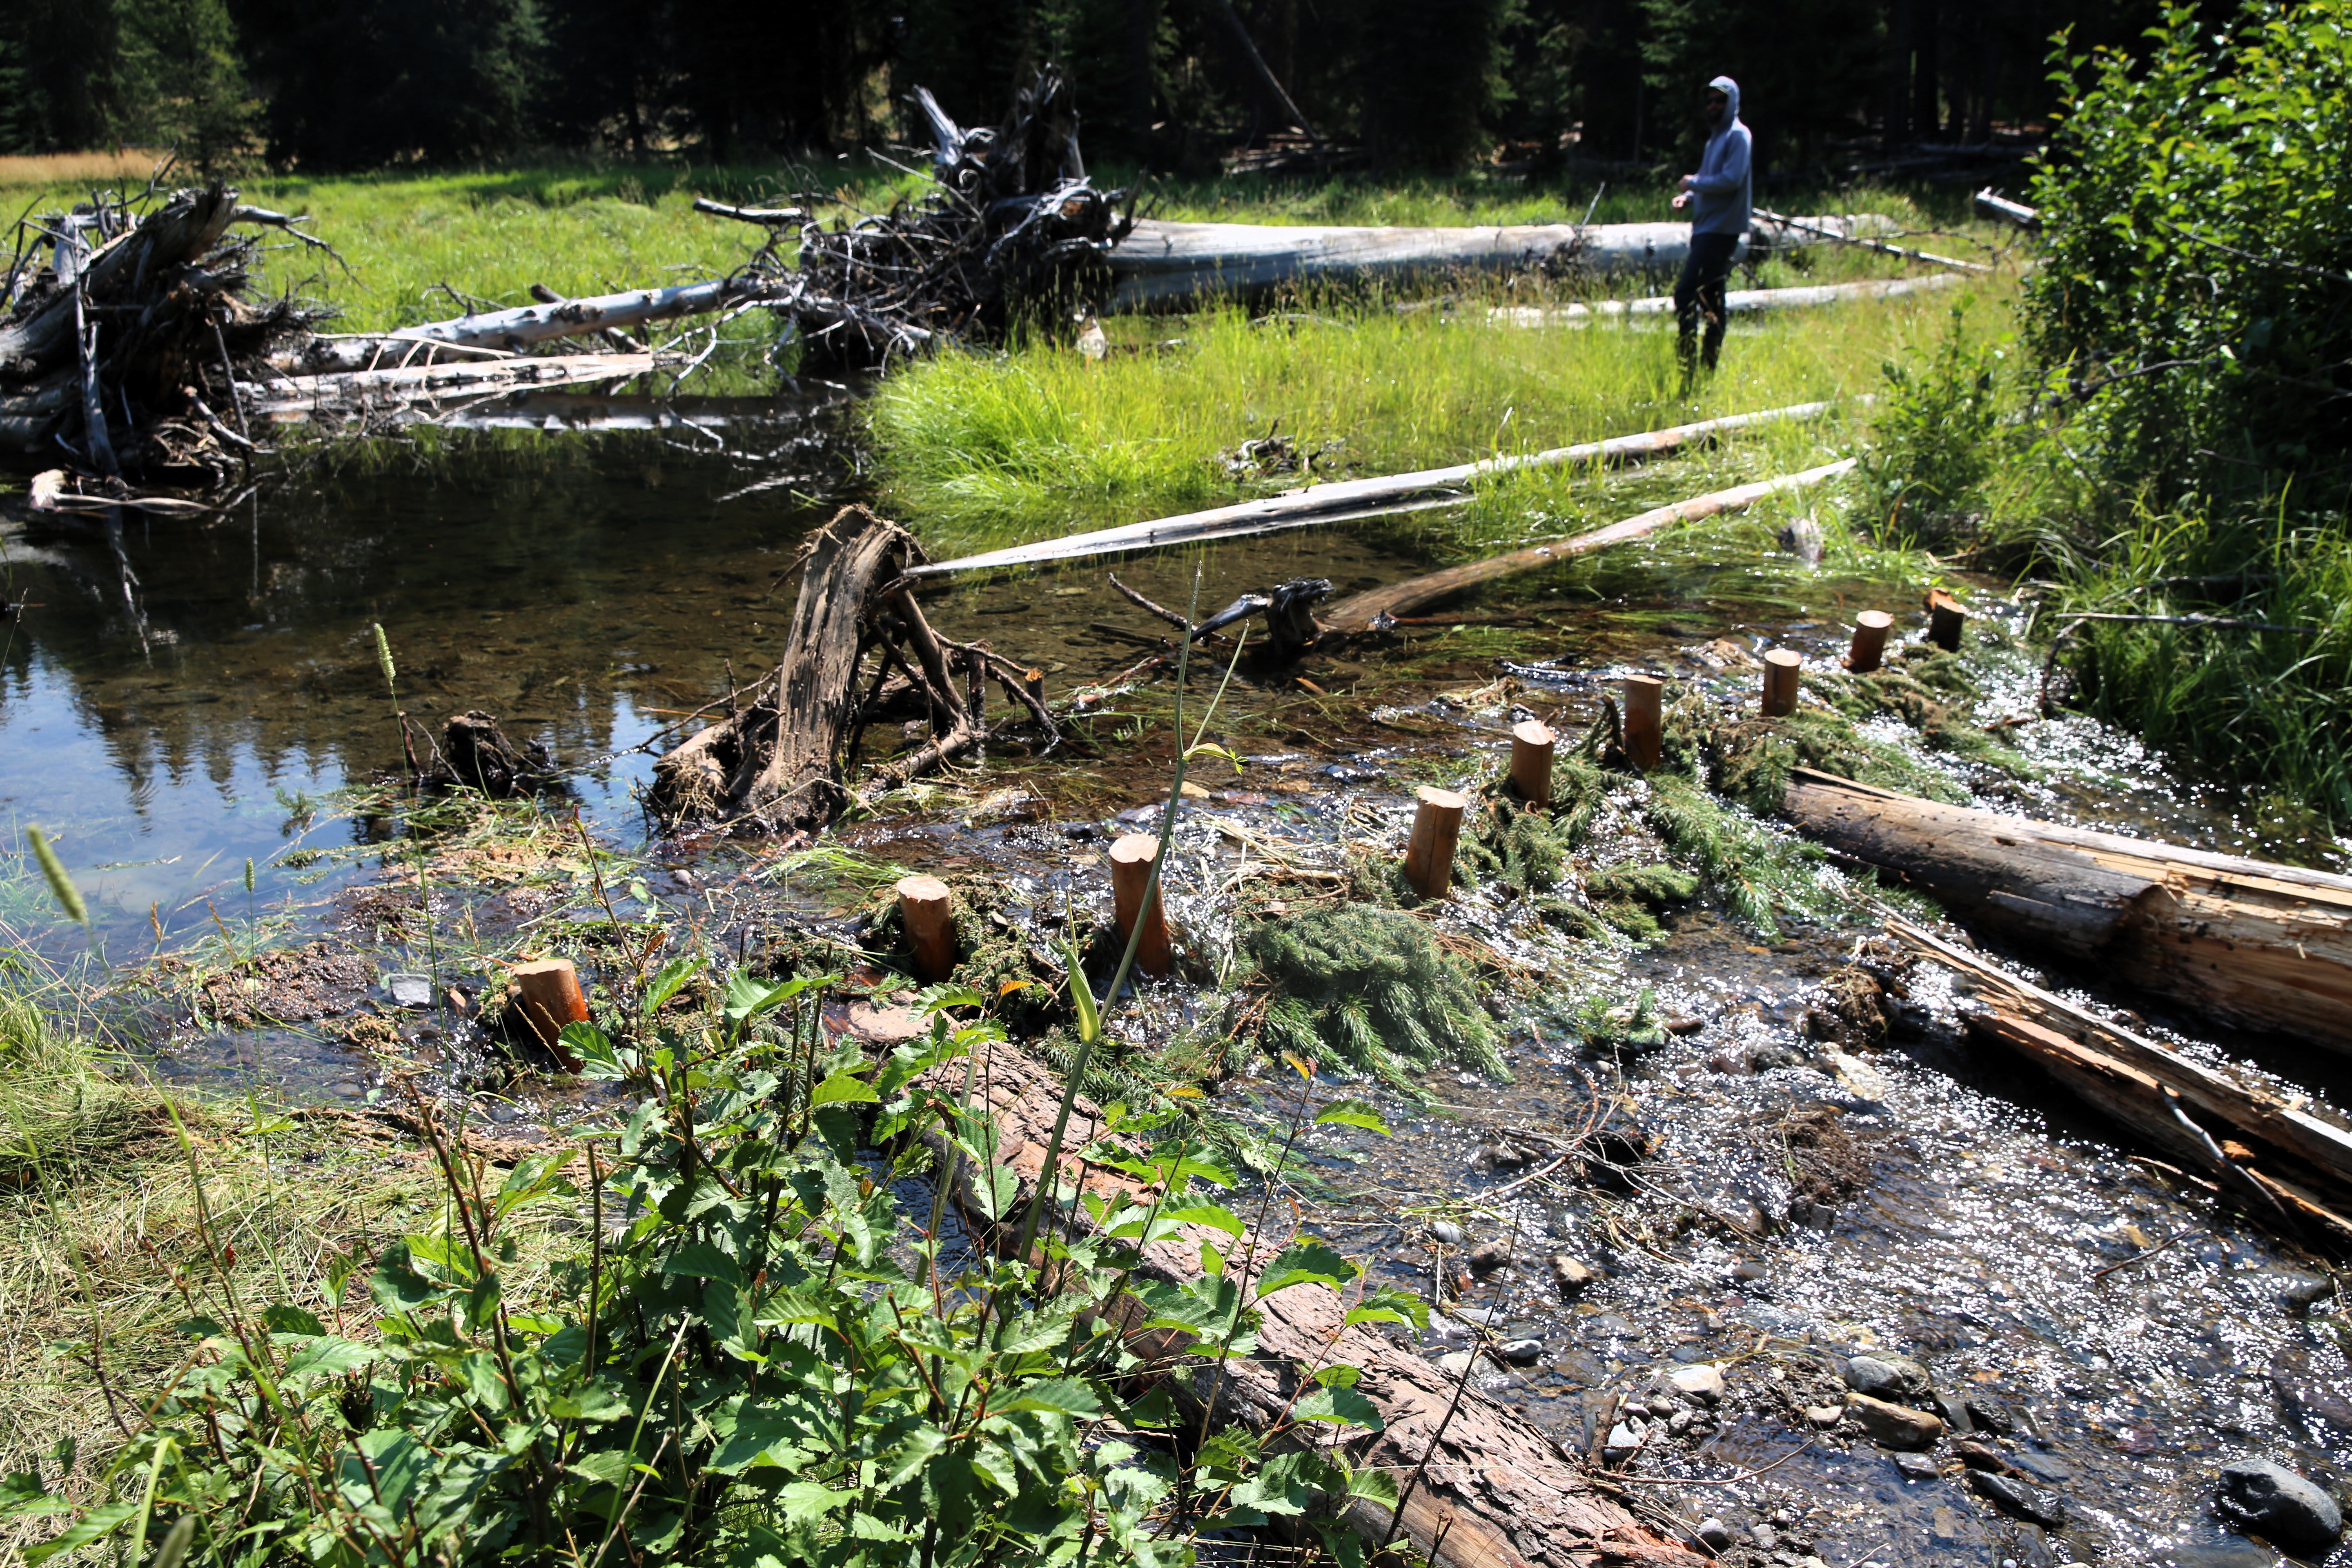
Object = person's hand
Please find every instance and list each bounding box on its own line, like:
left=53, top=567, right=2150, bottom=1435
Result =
left=1671, top=190, right=1691, bottom=210
left=1679, top=174, right=1697, bottom=190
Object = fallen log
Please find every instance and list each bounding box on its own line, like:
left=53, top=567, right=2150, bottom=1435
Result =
left=1751, top=208, right=1991, bottom=274
left=1319, top=459, right=1858, bottom=630
left=1783, top=769, right=2352, bottom=1052
left=931, top=1040, right=1706, bottom=1568
left=1105, top=214, right=1899, bottom=311
left=241, top=350, right=662, bottom=419
left=1486, top=272, right=1963, bottom=327
left=1885, top=917, right=2352, bottom=1244
left=908, top=401, right=1848, bottom=578
left=1973, top=189, right=2041, bottom=231
left=274, top=281, right=784, bottom=369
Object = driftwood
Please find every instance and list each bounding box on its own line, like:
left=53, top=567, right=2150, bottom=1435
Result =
left=1886, top=917, right=2352, bottom=1245
left=930, top=1040, right=1706, bottom=1568
left=911, top=401, right=1846, bottom=578
left=416, top=711, right=557, bottom=797
left=1319, top=459, right=1859, bottom=630
left=1103, top=213, right=1897, bottom=312
left=1486, top=272, right=1962, bottom=327
left=651, top=506, right=1056, bottom=832
left=1782, top=769, right=2352, bottom=1052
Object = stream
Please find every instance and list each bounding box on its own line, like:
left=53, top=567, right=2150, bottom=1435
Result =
left=2, top=395, right=2347, bottom=1568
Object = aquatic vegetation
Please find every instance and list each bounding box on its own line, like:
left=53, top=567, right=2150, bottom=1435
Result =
left=1247, top=901, right=1507, bottom=1087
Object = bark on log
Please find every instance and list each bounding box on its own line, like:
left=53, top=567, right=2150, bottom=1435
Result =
left=281, top=277, right=787, bottom=367
left=1751, top=207, right=1991, bottom=273
left=910, top=402, right=1845, bottom=578
left=1784, top=769, right=2352, bottom=1052
left=1886, top=917, right=2352, bottom=1243
left=1320, top=459, right=1858, bottom=630
left=927, top=1041, right=1704, bottom=1568
left=1104, top=214, right=1894, bottom=311
left=1972, top=189, right=2040, bottom=230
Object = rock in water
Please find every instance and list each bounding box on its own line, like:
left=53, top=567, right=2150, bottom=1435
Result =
left=1550, top=1255, right=1597, bottom=1295
left=1496, top=1338, right=1544, bottom=1366
left=1669, top=1363, right=1726, bottom=1405
left=1428, top=1219, right=1465, bottom=1246
left=1969, top=1470, right=2065, bottom=1528
left=1843, top=1354, right=1931, bottom=1403
left=2214, top=1458, right=2343, bottom=1550
left=1844, top=1392, right=1944, bottom=1450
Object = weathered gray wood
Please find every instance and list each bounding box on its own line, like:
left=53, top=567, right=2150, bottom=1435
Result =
left=1785, top=769, right=2352, bottom=1051
left=288, top=275, right=789, bottom=365
left=910, top=401, right=1847, bottom=577
left=1319, top=459, right=1858, bottom=629
left=0, top=184, right=241, bottom=372
left=240, top=351, right=661, bottom=419
left=1104, top=212, right=1894, bottom=310
left=931, top=1040, right=1708, bottom=1568
left=1973, top=189, right=2040, bottom=230
left=1752, top=207, right=1991, bottom=273
left=1486, top=272, right=1962, bottom=327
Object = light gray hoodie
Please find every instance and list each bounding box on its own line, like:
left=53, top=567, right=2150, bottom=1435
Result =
left=1688, top=75, right=1752, bottom=238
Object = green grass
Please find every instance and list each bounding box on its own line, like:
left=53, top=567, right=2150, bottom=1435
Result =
left=871, top=270, right=2019, bottom=560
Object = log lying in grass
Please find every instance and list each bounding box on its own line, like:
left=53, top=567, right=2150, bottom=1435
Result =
left=1886, top=916, right=2352, bottom=1244
left=908, top=400, right=1849, bottom=577
left=1105, top=213, right=1898, bottom=310
left=933, top=1041, right=1706, bottom=1568
left=1319, top=458, right=1859, bottom=630
left=1973, top=189, right=2041, bottom=230
left=280, top=278, right=789, bottom=370
left=1751, top=207, right=1991, bottom=273
left=1783, top=768, right=2352, bottom=1052
left=1487, top=272, right=1963, bottom=327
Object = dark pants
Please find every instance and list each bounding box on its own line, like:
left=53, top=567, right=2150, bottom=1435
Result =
left=1674, top=231, right=1739, bottom=373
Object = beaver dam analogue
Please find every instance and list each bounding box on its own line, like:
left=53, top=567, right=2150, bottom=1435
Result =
left=2, top=80, right=2348, bottom=1568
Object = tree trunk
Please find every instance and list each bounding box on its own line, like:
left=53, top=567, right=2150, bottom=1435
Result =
left=1104, top=214, right=1895, bottom=311
left=927, top=1041, right=1708, bottom=1568
left=1784, top=769, right=2352, bottom=1052
left=0, top=183, right=241, bottom=372
left=277, top=276, right=786, bottom=368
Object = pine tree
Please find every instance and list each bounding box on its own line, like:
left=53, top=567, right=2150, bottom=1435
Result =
left=115, top=0, right=262, bottom=174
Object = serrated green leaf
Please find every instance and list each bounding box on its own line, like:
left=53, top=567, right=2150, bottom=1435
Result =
left=1001, top=1376, right=1102, bottom=1419
left=1253, top=1238, right=1359, bottom=1301
left=1314, top=1098, right=1391, bottom=1134
left=1290, top=1383, right=1384, bottom=1428
left=810, top=1072, right=880, bottom=1106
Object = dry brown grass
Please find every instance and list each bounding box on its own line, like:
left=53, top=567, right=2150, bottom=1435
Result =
left=0, top=150, right=174, bottom=195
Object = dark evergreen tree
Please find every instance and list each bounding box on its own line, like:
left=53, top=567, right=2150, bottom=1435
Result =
left=114, top=0, right=262, bottom=173
left=1351, top=0, right=1509, bottom=167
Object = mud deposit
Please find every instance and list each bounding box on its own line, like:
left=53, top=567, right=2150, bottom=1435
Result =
left=4, top=411, right=2349, bottom=1567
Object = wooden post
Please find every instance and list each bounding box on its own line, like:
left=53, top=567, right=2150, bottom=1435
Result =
left=1622, top=677, right=1664, bottom=771
left=1108, top=834, right=1173, bottom=978
left=1847, top=610, right=1893, bottom=673
left=1025, top=668, right=1045, bottom=706
left=896, top=874, right=958, bottom=982
left=1508, top=719, right=1555, bottom=806
left=510, top=958, right=590, bottom=1069
left=1402, top=786, right=1468, bottom=900
left=1762, top=649, right=1803, bottom=717
left=1926, top=589, right=1968, bottom=653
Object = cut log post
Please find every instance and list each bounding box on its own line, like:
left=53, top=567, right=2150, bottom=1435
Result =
left=920, top=1043, right=1707, bottom=1568
left=895, top=875, right=958, bottom=982
left=510, top=959, right=590, bottom=1067
left=1508, top=719, right=1556, bottom=805
left=1887, top=917, right=2352, bottom=1241
left=1024, top=668, right=1045, bottom=707
left=1322, top=459, right=1858, bottom=630
left=1847, top=609, right=1893, bottom=673
left=909, top=401, right=1846, bottom=578
left=1973, top=188, right=2041, bottom=230
left=1926, top=588, right=1968, bottom=652
left=1403, top=786, right=1468, bottom=899
left=1761, top=649, right=1803, bottom=716
left=1108, top=834, right=1173, bottom=978
left=1623, top=676, right=1664, bottom=771
left=1786, top=768, right=2352, bottom=1051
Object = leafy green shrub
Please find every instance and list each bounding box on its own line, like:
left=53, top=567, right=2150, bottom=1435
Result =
left=1, top=964, right=1412, bottom=1567
left=1855, top=304, right=2010, bottom=547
